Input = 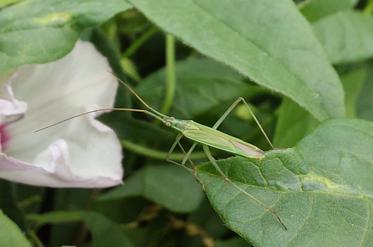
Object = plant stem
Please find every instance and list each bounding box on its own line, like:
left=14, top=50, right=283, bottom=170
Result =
left=18, top=195, right=41, bottom=209
left=364, top=0, right=373, bottom=15
left=122, top=26, right=158, bottom=57
left=27, top=230, right=44, bottom=247
left=296, top=0, right=311, bottom=9
left=121, top=139, right=206, bottom=161
left=161, top=34, right=176, bottom=115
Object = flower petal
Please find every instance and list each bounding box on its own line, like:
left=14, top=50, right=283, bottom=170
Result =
left=9, top=41, right=117, bottom=116
left=0, top=41, right=123, bottom=187
left=0, top=74, right=27, bottom=117
left=0, top=114, right=122, bottom=187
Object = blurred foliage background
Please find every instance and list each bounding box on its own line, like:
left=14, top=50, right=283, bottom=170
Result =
left=1, top=0, right=373, bottom=246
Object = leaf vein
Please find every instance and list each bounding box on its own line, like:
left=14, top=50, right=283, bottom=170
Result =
left=286, top=194, right=315, bottom=246
left=359, top=201, right=372, bottom=247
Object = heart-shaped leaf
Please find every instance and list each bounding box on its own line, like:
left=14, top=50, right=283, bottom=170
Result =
left=0, top=211, right=30, bottom=247
left=0, top=0, right=131, bottom=75
left=197, top=119, right=373, bottom=246
left=299, top=0, right=357, bottom=21
left=99, top=165, right=203, bottom=213
left=28, top=211, right=134, bottom=247
left=313, top=10, right=373, bottom=64
left=274, top=67, right=366, bottom=148
left=357, top=64, right=373, bottom=120
left=129, top=0, right=345, bottom=120
left=137, top=58, right=257, bottom=119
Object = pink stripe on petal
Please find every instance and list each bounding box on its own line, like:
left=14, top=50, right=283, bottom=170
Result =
left=0, top=124, right=10, bottom=152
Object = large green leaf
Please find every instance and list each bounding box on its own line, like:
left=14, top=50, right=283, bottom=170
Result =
left=299, top=0, right=357, bottom=21
left=129, top=0, right=345, bottom=121
left=0, top=0, right=131, bottom=75
left=0, top=0, right=22, bottom=8
left=28, top=211, right=134, bottom=247
left=341, top=67, right=366, bottom=117
left=274, top=67, right=366, bottom=147
left=99, top=165, right=203, bottom=213
left=0, top=181, right=25, bottom=229
left=0, top=211, right=31, bottom=247
left=197, top=119, right=373, bottom=246
left=358, top=63, right=373, bottom=120
left=137, top=58, right=258, bottom=119
left=216, top=237, right=249, bottom=247
left=313, top=10, right=373, bottom=64
left=273, top=98, right=318, bottom=148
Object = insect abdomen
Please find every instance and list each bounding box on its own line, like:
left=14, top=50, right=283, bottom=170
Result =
left=182, top=122, right=264, bottom=159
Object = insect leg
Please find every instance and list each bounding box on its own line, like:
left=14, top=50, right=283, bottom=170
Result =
left=202, top=145, right=287, bottom=230
left=212, top=98, right=242, bottom=129
left=166, top=134, right=183, bottom=161
left=181, top=98, right=249, bottom=169
left=203, top=99, right=285, bottom=229
left=181, top=143, right=197, bottom=165
left=212, top=97, right=273, bottom=148
left=237, top=97, right=273, bottom=148
left=166, top=154, right=193, bottom=173
left=177, top=141, right=196, bottom=168
left=166, top=134, right=194, bottom=171
left=180, top=98, right=242, bottom=165
left=165, top=136, right=201, bottom=175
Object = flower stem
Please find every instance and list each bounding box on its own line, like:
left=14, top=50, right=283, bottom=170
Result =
left=122, top=26, right=158, bottom=57
left=121, top=139, right=206, bottom=161
left=161, top=34, right=176, bottom=115
left=364, top=0, right=373, bottom=15
left=27, top=230, right=44, bottom=247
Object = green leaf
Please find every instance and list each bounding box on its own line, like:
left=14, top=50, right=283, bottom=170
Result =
left=341, top=67, right=366, bottom=117
left=28, top=211, right=134, bottom=247
left=313, top=10, right=373, bottom=64
left=0, top=211, right=31, bottom=247
left=0, top=0, right=131, bottom=75
left=84, top=213, right=134, bottom=247
left=273, top=98, right=318, bottom=148
left=0, top=0, right=23, bottom=8
left=99, top=165, right=203, bottom=213
left=129, top=0, right=345, bottom=121
left=197, top=119, right=373, bottom=246
left=137, top=58, right=257, bottom=119
left=216, top=237, right=251, bottom=247
left=274, top=67, right=367, bottom=147
left=357, top=63, right=373, bottom=120
left=0, top=181, right=25, bottom=229
left=299, top=0, right=357, bottom=22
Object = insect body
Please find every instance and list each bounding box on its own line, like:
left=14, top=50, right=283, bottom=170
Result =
left=170, top=119, right=264, bottom=159
left=36, top=76, right=287, bottom=230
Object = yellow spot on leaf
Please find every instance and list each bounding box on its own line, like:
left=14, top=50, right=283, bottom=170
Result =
left=301, top=172, right=341, bottom=191
left=34, top=12, right=71, bottom=26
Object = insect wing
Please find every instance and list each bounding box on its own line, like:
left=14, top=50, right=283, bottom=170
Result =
left=182, top=122, right=264, bottom=159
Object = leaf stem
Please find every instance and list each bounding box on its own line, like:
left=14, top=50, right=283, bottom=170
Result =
left=27, top=230, right=44, bottom=247
left=122, top=26, right=158, bottom=57
left=18, top=195, right=41, bottom=209
left=121, top=139, right=206, bottom=161
left=161, top=33, right=176, bottom=115
left=364, top=0, right=373, bottom=15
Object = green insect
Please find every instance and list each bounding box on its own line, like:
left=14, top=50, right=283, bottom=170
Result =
left=36, top=76, right=287, bottom=230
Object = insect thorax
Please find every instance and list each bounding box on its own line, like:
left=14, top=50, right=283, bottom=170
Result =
left=170, top=119, right=197, bottom=132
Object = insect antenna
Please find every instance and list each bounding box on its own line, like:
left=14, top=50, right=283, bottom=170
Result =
left=203, top=145, right=287, bottom=230
left=108, top=71, right=168, bottom=119
left=34, top=108, right=164, bottom=132
left=35, top=72, right=171, bottom=132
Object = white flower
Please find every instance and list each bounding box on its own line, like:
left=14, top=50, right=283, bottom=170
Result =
left=0, top=41, right=123, bottom=188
